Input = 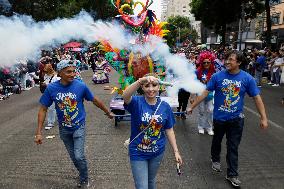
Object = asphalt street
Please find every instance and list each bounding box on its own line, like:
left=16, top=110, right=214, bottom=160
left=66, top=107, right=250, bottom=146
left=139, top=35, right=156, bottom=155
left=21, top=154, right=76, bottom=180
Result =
left=0, top=69, right=283, bottom=189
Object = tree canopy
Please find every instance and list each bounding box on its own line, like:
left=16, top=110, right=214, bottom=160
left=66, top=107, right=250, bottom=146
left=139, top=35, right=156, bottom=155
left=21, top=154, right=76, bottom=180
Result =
left=191, top=0, right=264, bottom=44
left=3, top=0, right=118, bottom=21
left=165, top=15, right=198, bottom=47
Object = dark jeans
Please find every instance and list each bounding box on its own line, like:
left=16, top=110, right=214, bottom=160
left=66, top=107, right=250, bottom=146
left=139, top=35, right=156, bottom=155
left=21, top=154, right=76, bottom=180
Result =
left=211, top=118, right=244, bottom=177
left=273, top=69, right=281, bottom=85
left=177, top=89, right=190, bottom=112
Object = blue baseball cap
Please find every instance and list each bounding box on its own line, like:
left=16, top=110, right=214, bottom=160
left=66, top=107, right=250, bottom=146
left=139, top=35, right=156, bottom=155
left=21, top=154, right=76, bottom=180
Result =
left=57, top=60, right=76, bottom=72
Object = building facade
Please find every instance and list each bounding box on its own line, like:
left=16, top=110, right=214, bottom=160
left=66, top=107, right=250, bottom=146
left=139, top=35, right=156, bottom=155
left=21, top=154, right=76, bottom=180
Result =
left=270, top=0, right=284, bottom=48
left=161, top=0, right=201, bottom=43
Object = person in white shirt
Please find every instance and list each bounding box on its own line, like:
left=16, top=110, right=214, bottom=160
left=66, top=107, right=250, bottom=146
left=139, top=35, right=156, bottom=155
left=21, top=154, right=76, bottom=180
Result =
left=43, top=63, right=60, bottom=129
left=272, top=51, right=284, bottom=87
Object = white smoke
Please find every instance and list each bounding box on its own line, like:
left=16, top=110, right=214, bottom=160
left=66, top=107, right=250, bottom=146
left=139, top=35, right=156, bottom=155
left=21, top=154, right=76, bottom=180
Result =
left=0, top=11, right=204, bottom=94
left=0, top=11, right=95, bottom=66
left=141, top=36, right=205, bottom=95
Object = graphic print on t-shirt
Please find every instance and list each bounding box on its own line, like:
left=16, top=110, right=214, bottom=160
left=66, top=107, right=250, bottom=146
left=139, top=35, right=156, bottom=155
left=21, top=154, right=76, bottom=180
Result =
left=56, top=92, right=79, bottom=127
left=137, top=112, right=163, bottom=153
left=219, top=79, right=241, bottom=113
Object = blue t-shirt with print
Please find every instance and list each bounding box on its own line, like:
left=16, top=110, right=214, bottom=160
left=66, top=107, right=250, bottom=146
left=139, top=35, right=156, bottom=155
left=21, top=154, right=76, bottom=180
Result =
left=40, top=79, right=94, bottom=130
left=124, top=96, right=175, bottom=161
left=196, top=70, right=213, bottom=101
left=206, top=70, right=260, bottom=121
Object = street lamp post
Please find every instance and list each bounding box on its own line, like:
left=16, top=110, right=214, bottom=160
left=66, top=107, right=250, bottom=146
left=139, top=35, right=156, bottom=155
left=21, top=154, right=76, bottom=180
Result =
left=238, top=4, right=244, bottom=51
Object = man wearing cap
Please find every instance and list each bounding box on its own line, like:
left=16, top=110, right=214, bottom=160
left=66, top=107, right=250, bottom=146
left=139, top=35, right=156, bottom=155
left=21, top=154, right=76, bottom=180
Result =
left=34, top=60, right=114, bottom=188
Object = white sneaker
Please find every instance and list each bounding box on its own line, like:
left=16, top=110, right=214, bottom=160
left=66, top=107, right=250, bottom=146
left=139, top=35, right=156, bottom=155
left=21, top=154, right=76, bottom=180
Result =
left=267, top=82, right=273, bottom=85
left=198, top=129, right=204, bottom=134
left=45, top=126, right=52, bottom=130
left=45, top=124, right=54, bottom=130
left=207, top=129, right=214, bottom=136
left=272, top=84, right=279, bottom=87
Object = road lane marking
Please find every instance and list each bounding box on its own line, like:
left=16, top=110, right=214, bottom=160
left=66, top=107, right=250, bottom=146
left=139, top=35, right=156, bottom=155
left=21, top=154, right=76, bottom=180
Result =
left=244, top=106, right=283, bottom=130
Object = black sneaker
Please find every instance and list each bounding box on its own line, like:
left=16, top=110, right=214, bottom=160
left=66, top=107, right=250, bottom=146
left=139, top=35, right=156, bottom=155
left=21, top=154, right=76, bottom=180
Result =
left=211, top=161, right=221, bottom=172
left=77, top=180, right=89, bottom=188
left=226, top=176, right=241, bottom=187
left=181, top=114, right=186, bottom=119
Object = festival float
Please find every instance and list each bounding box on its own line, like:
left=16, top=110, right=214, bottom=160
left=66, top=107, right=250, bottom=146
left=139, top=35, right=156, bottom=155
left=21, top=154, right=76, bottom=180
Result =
left=99, top=0, right=171, bottom=126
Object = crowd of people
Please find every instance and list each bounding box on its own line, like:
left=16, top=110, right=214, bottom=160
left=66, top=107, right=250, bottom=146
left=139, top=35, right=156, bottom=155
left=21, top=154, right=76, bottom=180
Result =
left=0, top=45, right=110, bottom=101
left=174, top=46, right=284, bottom=120
left=1, top=43, right=281, bottom=188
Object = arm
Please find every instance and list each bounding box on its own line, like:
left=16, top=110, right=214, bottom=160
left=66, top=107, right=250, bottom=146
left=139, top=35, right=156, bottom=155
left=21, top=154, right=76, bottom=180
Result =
left=122, top=76, right=158, bottom=104
left=122, top=80, right=141, bottom=104
left=189, top=93, right=196, bottom=104
left=166, top=128, right=183, bottom=165
left=34, top=105, right=48, bottom=145
left=253, top=95, right=268, bottom=129
left=92, top=96, right=114, bottom=119
left=187, top=90, right=210, bottom=114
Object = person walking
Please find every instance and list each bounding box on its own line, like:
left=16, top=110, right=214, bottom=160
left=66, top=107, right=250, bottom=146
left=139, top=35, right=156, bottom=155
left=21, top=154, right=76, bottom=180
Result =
left=122, top=74, right=183, bottom=189
left=254, top=50, right=266, bottom=87
left=271, top=51, right=284, bottom=87
left=34, top=60, right=114, bottom=188
left=177, top=88, right=191, bottom=119
left=193, top=51, right=216, bottom=135
left=187, top=50, right=268, bottom=187
left=42, top=63, right=60, bottom=130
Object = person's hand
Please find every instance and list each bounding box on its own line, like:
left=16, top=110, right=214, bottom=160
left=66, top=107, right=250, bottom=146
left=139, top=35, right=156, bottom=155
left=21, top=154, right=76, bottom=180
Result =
left=34, top=135, right=43, bottom=145
left=174, top=151, right=183, bottom=165
left=105, top=112, right=115, bottom=119
left=260, top=118, right=268, bottom=129
left=138, top=76, right=159, bottom=85
left=186, top=107, right=193, bottom=114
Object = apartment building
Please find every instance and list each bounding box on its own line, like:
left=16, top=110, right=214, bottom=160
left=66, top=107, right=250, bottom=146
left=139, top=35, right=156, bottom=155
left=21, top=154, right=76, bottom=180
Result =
left=161, top=0, right=201, bottom=43
left=270, top=0, right=284, bottom=48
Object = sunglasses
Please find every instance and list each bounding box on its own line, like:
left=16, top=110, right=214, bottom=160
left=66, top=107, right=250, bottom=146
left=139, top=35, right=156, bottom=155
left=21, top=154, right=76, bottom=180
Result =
left=202, top=61, right=211, bottom=65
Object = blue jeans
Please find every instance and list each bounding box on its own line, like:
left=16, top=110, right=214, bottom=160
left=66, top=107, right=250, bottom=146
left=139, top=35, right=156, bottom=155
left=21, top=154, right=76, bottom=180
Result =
left=130, top=153, right=164, bottom=189
left=59, top=124, right=88, bottom=182
left=47, top=103, right=56, bottom=125
left=273, top=69, right=280, bottom=85
left=211, top=118, right=244, bottom=177
left=255, top=70, right=263, bottom=86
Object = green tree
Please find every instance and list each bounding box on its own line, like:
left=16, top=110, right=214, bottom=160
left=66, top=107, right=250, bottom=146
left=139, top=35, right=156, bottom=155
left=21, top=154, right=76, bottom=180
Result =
left=165, top=15, right=198, bottom=47
left=191, top=0, right=264, bottom=44
left=9, top=0, right=118, bottom=21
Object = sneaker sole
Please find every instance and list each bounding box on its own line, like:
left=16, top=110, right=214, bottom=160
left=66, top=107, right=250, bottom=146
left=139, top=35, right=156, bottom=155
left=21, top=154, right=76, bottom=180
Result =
left=212, top=165, right=221, bottom=172
left=226, top=176, right=240, bottom=187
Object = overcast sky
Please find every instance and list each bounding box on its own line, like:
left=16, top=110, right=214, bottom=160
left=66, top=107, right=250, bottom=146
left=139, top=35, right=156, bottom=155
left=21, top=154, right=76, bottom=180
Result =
left=133, top=0, right=162, bottom=19
left=150, top=0, right=161, bottom=19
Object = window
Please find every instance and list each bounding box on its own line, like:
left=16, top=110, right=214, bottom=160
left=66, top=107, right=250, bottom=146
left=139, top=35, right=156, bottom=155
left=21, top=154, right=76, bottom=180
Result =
left=271, top=13, right=280, bottom=25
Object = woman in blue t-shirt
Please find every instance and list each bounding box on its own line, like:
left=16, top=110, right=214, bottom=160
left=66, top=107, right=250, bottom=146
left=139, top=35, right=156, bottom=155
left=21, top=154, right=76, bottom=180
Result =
left=122, top=74, right=183, bottom=189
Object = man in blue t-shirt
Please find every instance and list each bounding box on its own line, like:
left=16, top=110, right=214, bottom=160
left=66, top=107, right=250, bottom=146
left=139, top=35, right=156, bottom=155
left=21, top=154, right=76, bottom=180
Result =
left=187, top=50, right=268, bottom=187
left=34, top=60, right=114, bottom=188
left=254, top=50, right=266, bottom=87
